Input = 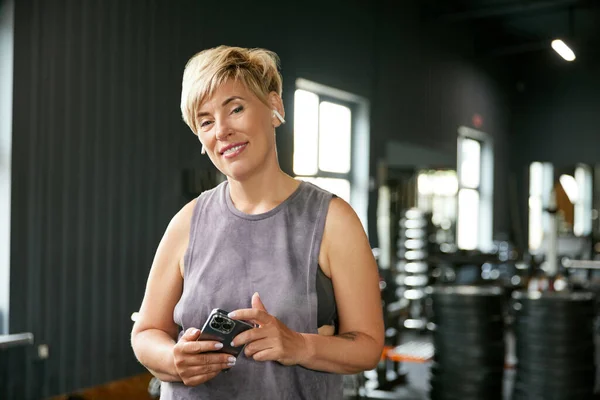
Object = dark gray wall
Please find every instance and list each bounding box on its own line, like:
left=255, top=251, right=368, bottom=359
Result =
left=7, top=0, right=509, bottom=398
left=372, top=2, right=511, bottom=238
left=9, top=1, right=206, bottom=398
left=511, top=53, right=600, bottom=166
left=508, top=51, right=600, bottom=247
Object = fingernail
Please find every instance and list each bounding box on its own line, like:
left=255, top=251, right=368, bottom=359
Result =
left=214, top=343, right=223, bottom=349
left=254, top=292, right=260, bottom=297
left=228, top=312, right=236, bottom=318
left=192, top=329, right=199, bottom=335
left=228, top=356, right=236, bottom=363
left=230, top=341, right=235, bottom=347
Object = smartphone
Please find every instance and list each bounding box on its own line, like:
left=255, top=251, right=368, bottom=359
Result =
left=199, top=308, right=255, bottom=357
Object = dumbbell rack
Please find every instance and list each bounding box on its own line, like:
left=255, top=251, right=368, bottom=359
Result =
left=396, top=208, right=433, bottom=331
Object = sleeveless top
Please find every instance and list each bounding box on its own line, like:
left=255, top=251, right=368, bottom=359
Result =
left=161, top=180, right=344, bottom=400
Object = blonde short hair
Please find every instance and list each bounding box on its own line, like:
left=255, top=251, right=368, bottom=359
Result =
left=180, top=45, right=283, bottom=133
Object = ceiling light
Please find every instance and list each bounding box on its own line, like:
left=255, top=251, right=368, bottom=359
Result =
left=551, top=39, right=576, bottom=61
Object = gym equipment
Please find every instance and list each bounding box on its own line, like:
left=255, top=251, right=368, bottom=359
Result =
left=396, top=208, right=434, bottom=330
left=430, top=285, right=505, bottom=400
left=512, top=290, right=597, bottom=400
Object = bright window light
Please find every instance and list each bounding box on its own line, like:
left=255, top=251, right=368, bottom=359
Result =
left=551, top=39, right=576, bottom=62
left=297, top=177, right=351, bottom=203
left=293, top=90, right=319, bottom=175
left=528, top=162, right=554, bottom=253
left=457, top=189, right=479, bottom=250
left=574, top=165, right=592, bottom=237
left=418, top=173, right=433, bottom=195
left=528, top=196, right=543, bottom=251
left=459, top=138, right=481, bottom=189
left=318, top=102, right=351, bottom=173
left=434, top=171, right=458, bottom=196
left=559, top=174, right=578, bottom=204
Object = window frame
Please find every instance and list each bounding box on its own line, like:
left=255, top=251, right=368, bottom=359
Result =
left=294, top=93, right=355, bottom=184
left=292, top=78, right=370, bottom=233
left=456, top=126, right=494, bottom=252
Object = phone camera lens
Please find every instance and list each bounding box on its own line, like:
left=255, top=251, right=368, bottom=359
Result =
left=214, top=316, right=224, bottom=323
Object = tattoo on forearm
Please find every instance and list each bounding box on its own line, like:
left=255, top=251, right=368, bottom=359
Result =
left=338, top=331, right=359, bottom=341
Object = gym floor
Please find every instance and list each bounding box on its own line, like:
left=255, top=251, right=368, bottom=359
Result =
left=348, top=330, right=518, bottom=400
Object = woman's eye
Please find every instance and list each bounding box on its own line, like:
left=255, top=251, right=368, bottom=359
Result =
left=200, top=120, right=212, bottom=128
left=232, top=106, right=244, bottom=114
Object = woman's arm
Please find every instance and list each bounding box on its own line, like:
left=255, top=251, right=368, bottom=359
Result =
left=298, top=197, right=384, bottom=373
left=231, top=198, right=384, bottom=374
left=130, top=200, right=194, bottom=382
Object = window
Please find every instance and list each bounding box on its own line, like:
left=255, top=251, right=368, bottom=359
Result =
left=417, top=169, right=458, bottom=246
left=456, top=127, right=494, bottom=251
left=574, top=164, right=593, bottom=237
left=528, top=162, right=554, bottom=253
left=0, top=0, right=15, bottom=334
left=293, top=89, right=352, bottom=203
left=292, top=79, right=370, bottom=234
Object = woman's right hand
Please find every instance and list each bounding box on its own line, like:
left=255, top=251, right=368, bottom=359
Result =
left=173, top=328, right=236, bottom=386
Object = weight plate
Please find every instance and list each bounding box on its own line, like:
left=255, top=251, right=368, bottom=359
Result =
left=512, top=393, right=594, bottom=400
left=515, top=341, right=595, bottom=358
left=430, top=380, right=503, bottom=398
left=433, top=328, right=505, bottom=343
left=432, top=355, right=504, bottom=371
left=433, top=319, right=505, bottom=334
left=516, top=364, right=595, bottom=381
left=430, top=371, right=504, bottom=388
left=432, top=306, right=504, bottom=319
left=515, top=332, right=595, bottom=344
left=516, top=341, right=596, bottom=357
left=400, top=261, right=428, bottom=273
left=518, top=357, right=594, bottom=370
left=512, top=387, right=595, bottom=400
left=429, top=362, right=504, bottom=376
left=516, top=308, right=595, bottom=319
left=431, top=391, right=501, bottom=400
left=435, top=340, right=505, bottom=357
left=432, top=297, right=503, bottom=310
left=512, top=382, right=594, bottom=400
left=432, top=285, right=504, bottom=296
left=514, top=322, right=594, bottom=337
left=515, top=373, right=595, bottom=391
left=517, top=303, right=595, bottom=316
left=512, top=290, right=595, bottom=302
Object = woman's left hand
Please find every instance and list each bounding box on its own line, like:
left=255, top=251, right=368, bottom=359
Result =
left=228, top=293, right=308, bottom=366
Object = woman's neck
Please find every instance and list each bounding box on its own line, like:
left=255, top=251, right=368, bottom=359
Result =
left=227, top=168, right=300, bottom=215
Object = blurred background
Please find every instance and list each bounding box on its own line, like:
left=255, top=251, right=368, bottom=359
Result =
left=2, top=0, right=600, bottom=399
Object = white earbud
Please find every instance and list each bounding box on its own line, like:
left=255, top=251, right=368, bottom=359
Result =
left=273, top=110, right=286, bottom=124
left=201, top=145, right=206, bottom=155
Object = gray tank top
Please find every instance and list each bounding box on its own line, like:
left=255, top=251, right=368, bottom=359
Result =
left=162, top=180, right=344, bottom=400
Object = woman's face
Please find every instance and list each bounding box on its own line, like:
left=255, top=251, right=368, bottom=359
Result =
left=195, top=80, right=283, bottom=181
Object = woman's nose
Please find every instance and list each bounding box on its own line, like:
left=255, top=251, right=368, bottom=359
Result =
left=215, top=117, right=234, bottom=141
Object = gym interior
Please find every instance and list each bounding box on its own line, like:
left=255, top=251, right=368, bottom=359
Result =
left=2, top=0, right=600, bottom=399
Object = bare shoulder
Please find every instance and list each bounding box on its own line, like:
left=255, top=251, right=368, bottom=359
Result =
left=166, top=199, right=198, bottom=276
left=320, top=197, right=370, bottom=276
left=167, top=198, right=198, bottom=236
left=324, top=197, right=365, bottom=241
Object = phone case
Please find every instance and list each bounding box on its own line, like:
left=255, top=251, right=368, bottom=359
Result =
left=199, top=308, right=255, bottom=357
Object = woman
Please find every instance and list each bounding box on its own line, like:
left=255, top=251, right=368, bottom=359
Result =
left=131, top=45, right=384, bottom=400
